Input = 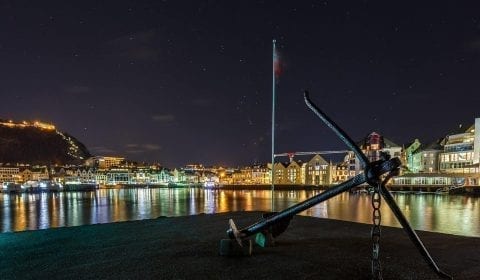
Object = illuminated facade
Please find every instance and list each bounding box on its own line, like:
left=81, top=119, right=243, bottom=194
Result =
left=348, top=132, right=402, bottom=177
left=334, top=162, right=349, bottom=183
left=86, top=156, right=125, bottom=169
left=410, top=140, right=442, bottom=173
left=404, top=139, right=421, bottom=172
left=0, top=167, right=20, bottom=183
left=251, top=164, right=271, bottom=184
left=305, top=154, right=332, bottom=185
left=273, top=162, right=288, bottom=184
left=286, top=160, right=304, bottom=185
left=438, top=119, right=480, bottom=174
left=20, top=167, right=49, bottom=182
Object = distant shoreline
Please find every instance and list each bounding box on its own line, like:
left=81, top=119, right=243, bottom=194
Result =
left=97, top=183, right=480, bottom=195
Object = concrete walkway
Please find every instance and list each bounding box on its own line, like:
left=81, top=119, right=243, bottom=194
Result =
left=1, top=212, right=478, bottom=279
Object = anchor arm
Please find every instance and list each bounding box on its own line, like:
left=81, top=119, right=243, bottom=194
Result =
left=304, top=91, right=369, bottom=168
left=380, top=184, right=453, bottom=279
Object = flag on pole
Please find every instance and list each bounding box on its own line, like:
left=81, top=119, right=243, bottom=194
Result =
left=273, top=47, right=283, bottom=80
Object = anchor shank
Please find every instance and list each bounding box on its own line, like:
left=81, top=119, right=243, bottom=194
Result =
left=380, top=185, right=453, bottom=279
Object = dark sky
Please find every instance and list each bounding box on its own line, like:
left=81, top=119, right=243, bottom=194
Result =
left=1, top=1, right=480, bottom=167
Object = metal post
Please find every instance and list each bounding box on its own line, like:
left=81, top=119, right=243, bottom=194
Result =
left=271, top=39, right=276, bottom=212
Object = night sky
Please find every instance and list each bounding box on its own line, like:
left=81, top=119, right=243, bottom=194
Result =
left=1, top=1, right=480, bottom=167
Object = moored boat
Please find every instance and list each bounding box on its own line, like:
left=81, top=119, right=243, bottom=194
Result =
left=1, top=182, right=24, bottom=193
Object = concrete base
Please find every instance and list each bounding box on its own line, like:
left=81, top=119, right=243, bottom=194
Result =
left=1, top=211, right=479, bottom=279
left=219, top=238, right=253, bottom=256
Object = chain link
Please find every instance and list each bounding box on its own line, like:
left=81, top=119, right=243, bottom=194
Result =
left=371, top=180, right=382, bottom=280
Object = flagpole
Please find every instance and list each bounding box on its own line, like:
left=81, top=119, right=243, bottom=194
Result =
left=271, top=39, right=276, bottom=212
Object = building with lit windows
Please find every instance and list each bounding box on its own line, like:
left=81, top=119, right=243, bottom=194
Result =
left=273, top=162, right=288, bottom=184
left=393, top=118, right=480, bottom=188
left=410, top=140, right=442, bottom=173
left=404, top=139, right=421, bottom=172
left=286, top=160, right=304, bottom=185
left=305, top=154, right=332, bottom=185
left=86, top=156, right=125, bottom=169
left=251, top=164, right=271, bottom=184
left=439, top=119, right=480, bottom=175
left=334, top=162, right=349, bottom=183
left=347, top=132, right=402, bottom=177
left=0, top=167, right=20, bottom=183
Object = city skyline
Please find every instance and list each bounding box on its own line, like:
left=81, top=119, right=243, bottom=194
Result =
left=1, top=1, right=480, bottom=166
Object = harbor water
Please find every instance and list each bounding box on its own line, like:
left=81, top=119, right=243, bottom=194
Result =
left=1, top=188, right=479, bottom=237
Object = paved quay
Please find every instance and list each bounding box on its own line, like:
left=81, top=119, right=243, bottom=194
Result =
left=1, top=211, right=479, bottom=279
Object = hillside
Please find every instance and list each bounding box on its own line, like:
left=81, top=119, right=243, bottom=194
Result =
left=0, top=122, right=90, bottom=165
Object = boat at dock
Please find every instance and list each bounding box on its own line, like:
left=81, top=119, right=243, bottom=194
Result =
left=1, top=182, right=24, bottom=193
left=63, top=182, right=99, bottom=191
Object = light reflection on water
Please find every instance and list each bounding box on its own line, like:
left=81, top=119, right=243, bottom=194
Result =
left=0, top=188, right=479, bottom=237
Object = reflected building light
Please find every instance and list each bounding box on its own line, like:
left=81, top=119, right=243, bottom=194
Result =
left=39, top=193, right=50, bottom=230
left=2, top=194, right=11, bottom=232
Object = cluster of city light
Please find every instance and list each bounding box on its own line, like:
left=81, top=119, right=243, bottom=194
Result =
left=56, top=131, right=84, bottom=160
left=0, top=119, right=56, bottom=130
left=0, top=118, right=85, bottom=160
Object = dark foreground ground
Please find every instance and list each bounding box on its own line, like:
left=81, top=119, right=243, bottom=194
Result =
left=0, top=212, right=479, bottom=279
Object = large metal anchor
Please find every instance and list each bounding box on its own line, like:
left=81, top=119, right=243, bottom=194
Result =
left=220, top=91, right=452, bottom=279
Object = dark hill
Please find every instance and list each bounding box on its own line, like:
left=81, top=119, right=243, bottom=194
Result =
left=0, top=125, right=91, bottom=165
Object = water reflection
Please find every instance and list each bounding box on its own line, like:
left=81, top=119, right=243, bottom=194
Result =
left=0, top=189, right=478, bottom=237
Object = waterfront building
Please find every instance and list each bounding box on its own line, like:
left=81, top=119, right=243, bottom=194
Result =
left=105, top=168, right=131, bottom=185
left=404, top=139, right=422, bottom=172
left=438, top=119, right=480, bottom=175
left=77, top=168, right=95, bottom=182
left=19, top=166, right=49, bottom=182
left=231, top=167, right=251, bottom=184
left=286, top=160, right=304, bottom=185
left=183, top=164, right=205, bottom=172
left=393, top=118, right=480, bottom=188
left=148, top=168, right=173, bottom=185
left=435, top=119, right=480, bottom=186
left=172, top=168, right=183, bottom=183
left=231, top=170, right=242, bottom=184
left=348, top=132, right=402, bottom=177
left=199, top=171, right=219, bottom=186
left=86, top=156, right=125, bottom=169
left=273, top=162, right=288, bottom=184
left=251, top=164, right=271, bottom=184
left=391, top=173, right=454, bottom=187
left=410, top=140, right=442, bottom=173
left=218, top=168, right=234, bottom=184
left=305, top=154, right=332, bottom=185
left=240, top=166, right=253, bottom=184
left=95, top=172, right=108, bottom=185
left=0, top=166, right=20, bottom=183
left=183, top=170, right=201, bottom=184
left=334, top=162, right=349, bottom=183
